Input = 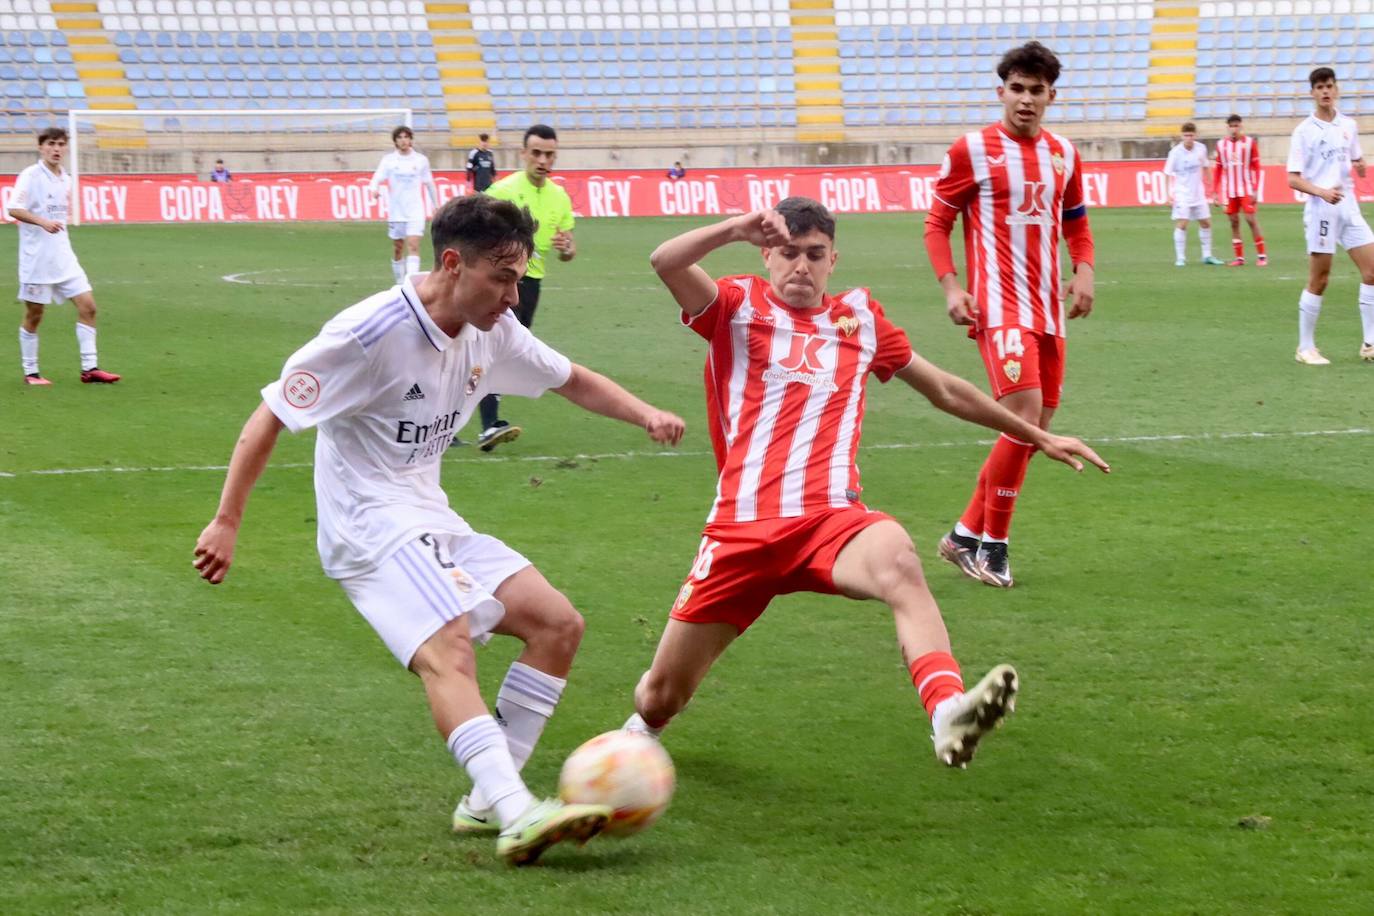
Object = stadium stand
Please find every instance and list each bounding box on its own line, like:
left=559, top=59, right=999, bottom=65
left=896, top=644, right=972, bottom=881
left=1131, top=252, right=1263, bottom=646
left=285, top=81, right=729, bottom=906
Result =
left=0, top=1, right=77, bottom=135
left=95, top=1, right=448, bottom=132
left=835, top=20, right=1151, bottom=128
left=1196, top=10, right=1374, bottom=121
left=2, top=0, right=1373, bottom=160
left=476, top=24, right=799, bottom=133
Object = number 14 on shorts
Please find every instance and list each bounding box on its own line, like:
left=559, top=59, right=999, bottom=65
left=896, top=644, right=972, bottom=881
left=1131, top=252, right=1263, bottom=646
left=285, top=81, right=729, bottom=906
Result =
left=991, top=328, right=1025, bottom=360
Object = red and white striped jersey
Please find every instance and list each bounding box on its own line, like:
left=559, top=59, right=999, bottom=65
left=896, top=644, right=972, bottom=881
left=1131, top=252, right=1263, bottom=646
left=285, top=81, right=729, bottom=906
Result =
left=683, top=275, right=914, bottom=524
left=1214, top=135, right=1260, bottom=199
left=929, top=123, right=1087, bottom=337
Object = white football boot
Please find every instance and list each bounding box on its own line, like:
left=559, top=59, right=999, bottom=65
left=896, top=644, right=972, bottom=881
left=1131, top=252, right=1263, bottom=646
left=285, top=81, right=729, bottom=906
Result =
left=932, top=664, right=1019, bottom=769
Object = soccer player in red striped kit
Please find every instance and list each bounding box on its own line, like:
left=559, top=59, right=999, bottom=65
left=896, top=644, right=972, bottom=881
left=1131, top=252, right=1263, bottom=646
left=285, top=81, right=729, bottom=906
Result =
left=622, top=197, right=1108, bottom=769
left=1214, top=114, right=1267, bottom=267
left=924, top=41, right=1096, bottom=588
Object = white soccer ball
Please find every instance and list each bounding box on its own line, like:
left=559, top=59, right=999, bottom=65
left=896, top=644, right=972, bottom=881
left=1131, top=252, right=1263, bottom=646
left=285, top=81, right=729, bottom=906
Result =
left=558, top=730, right=675, bottom=837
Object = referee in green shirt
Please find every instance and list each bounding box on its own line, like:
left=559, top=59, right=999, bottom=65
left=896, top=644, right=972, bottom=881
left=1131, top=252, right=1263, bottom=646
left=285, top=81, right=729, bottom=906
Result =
left=477, top=124, right=576, bottom=451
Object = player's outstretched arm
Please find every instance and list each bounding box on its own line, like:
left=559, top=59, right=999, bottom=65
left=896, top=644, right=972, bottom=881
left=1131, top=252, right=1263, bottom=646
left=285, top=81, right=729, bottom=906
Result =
left=649, top=210, right=790, bottom=316
left=193, top=403, right=286, bottom=584
left=554, top=363, right=685, bottom=446
left=895, top=353, right=1109, bottom=474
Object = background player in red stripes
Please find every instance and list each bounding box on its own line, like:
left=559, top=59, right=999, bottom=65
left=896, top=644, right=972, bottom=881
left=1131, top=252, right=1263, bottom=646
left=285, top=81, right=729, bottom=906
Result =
left=923, top=42, right=1096, bottom=588
left=1214, top=114, right=1267, bottom=267
left=622, top=198, right=1108, bottom=770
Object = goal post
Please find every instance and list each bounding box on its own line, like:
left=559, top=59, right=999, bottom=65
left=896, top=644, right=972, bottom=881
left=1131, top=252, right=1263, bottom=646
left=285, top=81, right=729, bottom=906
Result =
left=66, top=107, right=412, bottom=225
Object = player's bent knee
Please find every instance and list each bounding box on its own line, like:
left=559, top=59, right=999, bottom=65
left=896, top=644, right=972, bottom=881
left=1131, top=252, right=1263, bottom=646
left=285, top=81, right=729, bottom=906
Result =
left=636, top=668, right=691, bottom=722
left=545, top=605, right=585, bottom=655
left=411, top=618, right=479, bottom=682
left=877, top=545, right=928, bottom=599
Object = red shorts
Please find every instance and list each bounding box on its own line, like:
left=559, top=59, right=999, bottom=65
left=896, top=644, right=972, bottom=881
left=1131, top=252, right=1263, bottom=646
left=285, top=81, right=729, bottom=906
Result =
left=669, top=506, right=896, bottom=633
left=976, top=326, right=1065, bottom=407
left=1225, top=195, right=1257, bottom=216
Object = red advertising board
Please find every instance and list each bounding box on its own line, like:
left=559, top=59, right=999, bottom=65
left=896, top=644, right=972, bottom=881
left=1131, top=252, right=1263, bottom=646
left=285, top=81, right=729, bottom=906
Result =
left=2, top=162, right=1371, bottom=224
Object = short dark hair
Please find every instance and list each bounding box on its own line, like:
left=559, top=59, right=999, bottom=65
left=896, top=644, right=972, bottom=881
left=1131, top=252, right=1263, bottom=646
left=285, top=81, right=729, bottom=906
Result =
left=996, top=41, right=1062, bottom=85
left=430, top=194, right=536, bottom=268
left=523, top=124, right=557, bottom=146
left=1310, top=67, right=1337, bottom=87
left=478, top=132, right=489, bottom=141
left=1181, top=121, right=1197, bottom=134
left=1226, top=114, right=1243, bottom=125
left=391, top=125, right=413, bottom=143
left=215, top=158, right=224, bottom=164
left=775, top=196, right=836, bottom=241
left=37, top=126, right=68, bottom=145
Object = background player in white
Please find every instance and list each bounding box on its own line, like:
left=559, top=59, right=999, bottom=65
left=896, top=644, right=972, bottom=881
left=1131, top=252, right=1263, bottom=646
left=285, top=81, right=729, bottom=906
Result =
left=1164, top=123, right=1224, bottom=267
left=369, top=126, right=439, bottom=284
left=8, top=127, right=120, bottom=386
left=1286, top=67, right=1374, bottom=365
left=192, top=195, right=686, bottom=865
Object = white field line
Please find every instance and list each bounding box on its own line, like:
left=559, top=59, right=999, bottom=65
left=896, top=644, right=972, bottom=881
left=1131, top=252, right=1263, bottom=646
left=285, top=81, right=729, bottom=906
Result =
left=222, top=268, right=661, bottom=293
left=1, top=427, right=1369, bottom=480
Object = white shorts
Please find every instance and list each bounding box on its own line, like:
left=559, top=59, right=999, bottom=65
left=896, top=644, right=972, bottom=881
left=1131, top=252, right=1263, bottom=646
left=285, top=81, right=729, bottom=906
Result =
left=1304, top=200, right=1374, bottom=254
left=17, top=270, right=91, bottom=305
left=387, top=219, right=424, bottom=240
left=338, top=531, right=530, bottom=667
left=1171, top=201, right=1211, bottom=221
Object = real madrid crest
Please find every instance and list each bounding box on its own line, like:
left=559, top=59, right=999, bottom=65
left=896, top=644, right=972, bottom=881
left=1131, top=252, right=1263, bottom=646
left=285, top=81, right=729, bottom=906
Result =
left=1004, top=360, right=1022, bottom=383
left=449, top=567, right=475, bottom=593
left=465, top=366, right=484, bottom=396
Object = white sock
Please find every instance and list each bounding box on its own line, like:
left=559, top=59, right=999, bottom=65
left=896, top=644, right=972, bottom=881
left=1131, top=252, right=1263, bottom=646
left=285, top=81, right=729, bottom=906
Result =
left=953, top=521, right=981, bottom=541
left=1299, top=290, right=1323, bottom=352
left=1173, top=228, right=1186, bottom=261
left=447, top=715, right=534, bottom=828
left=467, top=662, right=567, bottom=812
left=391, top=259, right=404, bottom=283
left=405, top=254, right=420, bottom=276
left=1199, top=227, right=1213, bottom=259
left=75, top=322, right=98, bottom=371
left=623, top=712, right=664, bottom=739
left=1359, top=283, right=1374, bottom=344
left=19, top=327, right=39, bottom=375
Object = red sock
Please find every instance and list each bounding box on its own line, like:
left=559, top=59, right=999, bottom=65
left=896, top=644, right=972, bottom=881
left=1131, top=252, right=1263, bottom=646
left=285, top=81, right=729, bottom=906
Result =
left=1232, top=237, right=1244, bottom=259
left=982, top=434, right=1036, bottom=542
left=910, top=651, right=963, bottom=718
left=958, top=462, right=988, bottom=537
left=1255, top=236, right=1266, bottom=256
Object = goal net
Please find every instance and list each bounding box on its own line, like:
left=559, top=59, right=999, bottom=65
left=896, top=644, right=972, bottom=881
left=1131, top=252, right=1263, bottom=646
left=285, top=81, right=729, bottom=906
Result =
left=67, top=106, right=412, bottom=187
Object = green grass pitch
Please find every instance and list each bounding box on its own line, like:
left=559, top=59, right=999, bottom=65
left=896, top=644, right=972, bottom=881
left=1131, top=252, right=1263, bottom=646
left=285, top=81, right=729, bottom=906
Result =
left=2, top=207, right=1371, bottom=913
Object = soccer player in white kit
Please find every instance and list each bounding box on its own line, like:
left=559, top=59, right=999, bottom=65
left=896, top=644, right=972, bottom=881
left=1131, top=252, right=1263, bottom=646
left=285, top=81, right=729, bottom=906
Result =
left=1286, top=67, right=1374, bottom=365
left=1164, top=123, right=1224, bottom=267
left=192, top=195, right=686, bottom=865
left=369, top=125, right=440, bottom=284
left=9, top=127, right=120, bottom=386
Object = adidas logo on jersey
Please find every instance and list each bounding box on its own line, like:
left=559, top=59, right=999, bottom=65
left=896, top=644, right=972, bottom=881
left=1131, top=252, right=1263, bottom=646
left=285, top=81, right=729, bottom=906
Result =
left=402, top=383, right=425, bottom=401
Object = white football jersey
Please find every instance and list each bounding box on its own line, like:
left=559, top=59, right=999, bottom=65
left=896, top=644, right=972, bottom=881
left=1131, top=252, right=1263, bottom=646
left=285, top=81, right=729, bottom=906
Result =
left=261, top=275, right=573, bottom=578
left=1164, top=142, right=1210, bottom=206
left=11, top=161, right=83, bottom=284
left=369, top=150, right=436, bottom=223
left=1287, top=111, right=1364, bottom=199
